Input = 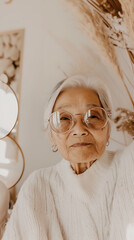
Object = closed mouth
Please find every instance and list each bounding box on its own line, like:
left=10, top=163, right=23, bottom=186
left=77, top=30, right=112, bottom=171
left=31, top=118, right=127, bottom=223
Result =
left=70, top=143, right=93, bottom=147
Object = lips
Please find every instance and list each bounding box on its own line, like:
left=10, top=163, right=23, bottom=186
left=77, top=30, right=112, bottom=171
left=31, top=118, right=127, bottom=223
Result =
left=70, top=142, right=92, bottom=147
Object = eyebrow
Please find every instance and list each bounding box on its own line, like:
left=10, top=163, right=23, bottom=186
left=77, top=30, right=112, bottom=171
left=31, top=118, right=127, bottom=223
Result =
left=55, top=103, right=101, bottom=111
left=86, top=104, right=101, bottom=107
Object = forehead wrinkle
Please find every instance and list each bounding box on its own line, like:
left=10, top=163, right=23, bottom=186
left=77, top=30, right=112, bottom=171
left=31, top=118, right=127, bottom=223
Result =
left=55, top=103, right=101, bottom=112
left=53, top=87, right=101, bottom=111
left=55, top=105, right=70, bottom=111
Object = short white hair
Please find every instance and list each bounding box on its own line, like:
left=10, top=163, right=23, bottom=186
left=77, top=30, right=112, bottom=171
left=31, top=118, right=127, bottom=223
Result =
left=44, top=74, right=113, bottom=132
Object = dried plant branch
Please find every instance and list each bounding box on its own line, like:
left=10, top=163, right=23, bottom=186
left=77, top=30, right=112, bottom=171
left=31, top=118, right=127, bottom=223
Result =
left=119, top=0, right=134, bottom=46
left=85, top=0, right=134, bottom=107
left=114, top=108, right=134, bottom=137
left=123, top=72, right=134, bottom=90
left=85, top=0, right=134, bottom=58
left=64, top=0, right=121, bottom=75
left=86, top=0, right=101, bottom=12
left=63, top=0, right=134, bottom=137
left=87, top=0, right=122, bottom=17
left=119, top=72, right=134, bottom=107
left=127, top=48, right=134, bottom=64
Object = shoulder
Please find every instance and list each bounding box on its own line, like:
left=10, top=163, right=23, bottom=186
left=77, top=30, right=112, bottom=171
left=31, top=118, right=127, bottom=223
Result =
left=18, top=161, right=61, bottom=200
left=118, top=140, right=134, bottom=162
left=123, top=140, right=134, bottom=153
left=103, top=141, right=134, bottom=177
left=113, top=141, right=134, bottom=177
left=111, top=141, right=134, bottom=163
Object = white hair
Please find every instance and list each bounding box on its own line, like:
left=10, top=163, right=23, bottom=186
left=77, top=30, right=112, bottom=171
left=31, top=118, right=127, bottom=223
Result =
left=44, top=74, right=113, bottom=132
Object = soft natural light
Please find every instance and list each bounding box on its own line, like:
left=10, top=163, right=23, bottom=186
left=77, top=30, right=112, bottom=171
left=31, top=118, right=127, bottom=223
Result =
left=12, top=128, right=16, bottom=133
left=126, top=223, right=134, bottom=240
left=0, top=89, right=18, bottom=132
left=0, top=168, right=9, bottom=177
left=0, top=140, right=6, bottom=158
left=0, top=141, right=12, bottom=164
left=0, top=158, right=11, bottom=164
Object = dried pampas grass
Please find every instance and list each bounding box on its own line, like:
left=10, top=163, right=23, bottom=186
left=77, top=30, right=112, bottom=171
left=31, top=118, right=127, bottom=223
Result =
left=119, top=0, right=134, bottom=47
left=114, top=108, right=134, bottom=138
left=63, top=0, right=134, bottom=138
left=63, top=0, right=121, bottom=76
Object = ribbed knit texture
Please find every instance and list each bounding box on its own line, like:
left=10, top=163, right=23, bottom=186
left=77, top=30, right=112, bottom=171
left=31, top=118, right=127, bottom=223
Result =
left=2, top=141, right=134, bottom=240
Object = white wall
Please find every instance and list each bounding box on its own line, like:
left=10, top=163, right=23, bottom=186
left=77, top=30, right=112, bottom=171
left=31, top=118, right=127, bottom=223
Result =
left=0, top=0, right=133, bottom=192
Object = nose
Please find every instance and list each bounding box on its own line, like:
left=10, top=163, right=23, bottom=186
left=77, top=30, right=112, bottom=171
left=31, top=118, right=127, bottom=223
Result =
left=71, top=119, right=88, bottom=137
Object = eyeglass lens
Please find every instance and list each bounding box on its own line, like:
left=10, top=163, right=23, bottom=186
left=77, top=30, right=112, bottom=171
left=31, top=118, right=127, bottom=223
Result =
left=84, top=108, right=107, bottom=129
left=50, top=108, right=107, bottom=133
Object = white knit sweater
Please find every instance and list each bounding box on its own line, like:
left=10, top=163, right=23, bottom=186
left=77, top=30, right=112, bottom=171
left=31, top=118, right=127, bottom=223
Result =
left=2, top=141, right=134, bottom=240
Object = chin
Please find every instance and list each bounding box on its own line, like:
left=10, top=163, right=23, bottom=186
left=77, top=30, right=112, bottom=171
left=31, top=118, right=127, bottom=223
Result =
left=68, top=151, right=98, bottom=164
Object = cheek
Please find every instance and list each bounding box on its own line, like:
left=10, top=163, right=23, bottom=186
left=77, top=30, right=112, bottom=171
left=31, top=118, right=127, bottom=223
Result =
left=53, top=134, right=69, bottom=157
left=94, top=128, right=108, bottom=149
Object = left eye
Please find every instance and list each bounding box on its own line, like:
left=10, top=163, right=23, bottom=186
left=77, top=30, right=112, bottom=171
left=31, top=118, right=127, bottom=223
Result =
left=90, top=115, right=99, bottom=119
left=60, top=117, right=70, bottom=120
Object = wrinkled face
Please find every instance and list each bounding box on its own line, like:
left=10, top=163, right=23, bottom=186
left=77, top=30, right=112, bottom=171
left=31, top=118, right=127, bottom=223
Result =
left=50, top=87, right=110, bottom=164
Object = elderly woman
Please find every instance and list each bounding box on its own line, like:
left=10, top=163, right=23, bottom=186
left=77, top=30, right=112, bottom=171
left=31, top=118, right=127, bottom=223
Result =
left=2, top=75, right=134, bottom=240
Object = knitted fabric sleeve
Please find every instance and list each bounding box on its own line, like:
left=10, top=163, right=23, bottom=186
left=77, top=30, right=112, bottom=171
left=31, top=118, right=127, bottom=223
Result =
left=108, top=140, right=134, bottom=240
left=2, top=170, right=48, bottom=240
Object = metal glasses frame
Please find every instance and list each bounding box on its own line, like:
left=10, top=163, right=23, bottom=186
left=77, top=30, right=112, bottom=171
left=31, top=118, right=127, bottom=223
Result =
left=48, top=106, right=111, bottom=134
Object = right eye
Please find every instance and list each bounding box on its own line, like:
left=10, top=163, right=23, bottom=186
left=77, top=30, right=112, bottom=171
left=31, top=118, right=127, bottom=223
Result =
left=90, top=115, right=99, bottom=119
left=60, top=117, right=70, bottom=120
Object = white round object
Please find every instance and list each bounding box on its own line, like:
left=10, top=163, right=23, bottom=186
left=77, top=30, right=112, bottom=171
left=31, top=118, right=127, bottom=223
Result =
left=0, top=136, right=25, bottom=189
left=0, top=81, right=18, bottom=138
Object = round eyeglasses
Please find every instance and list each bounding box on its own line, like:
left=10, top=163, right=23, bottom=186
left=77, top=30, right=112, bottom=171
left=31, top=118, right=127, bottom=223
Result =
left=48, top=107, right=110, bottom=133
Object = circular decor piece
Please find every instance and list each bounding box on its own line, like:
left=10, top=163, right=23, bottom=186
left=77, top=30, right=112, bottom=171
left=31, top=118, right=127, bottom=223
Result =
left=0, top=136, right=25, bottom=189
left=0, top=81, right=18, bottom=139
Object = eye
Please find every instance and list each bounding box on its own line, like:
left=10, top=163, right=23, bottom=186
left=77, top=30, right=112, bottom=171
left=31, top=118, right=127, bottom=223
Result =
left=90, top=115, right=99, bottom=119
left=60, top=117, right=70, bottom=120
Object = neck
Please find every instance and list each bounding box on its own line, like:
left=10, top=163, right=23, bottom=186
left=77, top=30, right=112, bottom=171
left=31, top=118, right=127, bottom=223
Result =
left=70, top=160, right=97, bottom=174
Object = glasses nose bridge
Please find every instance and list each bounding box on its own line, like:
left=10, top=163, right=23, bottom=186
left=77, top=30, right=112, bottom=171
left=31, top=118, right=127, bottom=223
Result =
left=73, top=113, right=85, bottom=124
left=71, top=113, right=88, bottom=133
left=49, top=108, right=108, bottom=133
left=73, top=113, right=86, bottom=127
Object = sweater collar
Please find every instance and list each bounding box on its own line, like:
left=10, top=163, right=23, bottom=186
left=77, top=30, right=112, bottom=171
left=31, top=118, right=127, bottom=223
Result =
left=56, top=150, right=114, bottom=203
